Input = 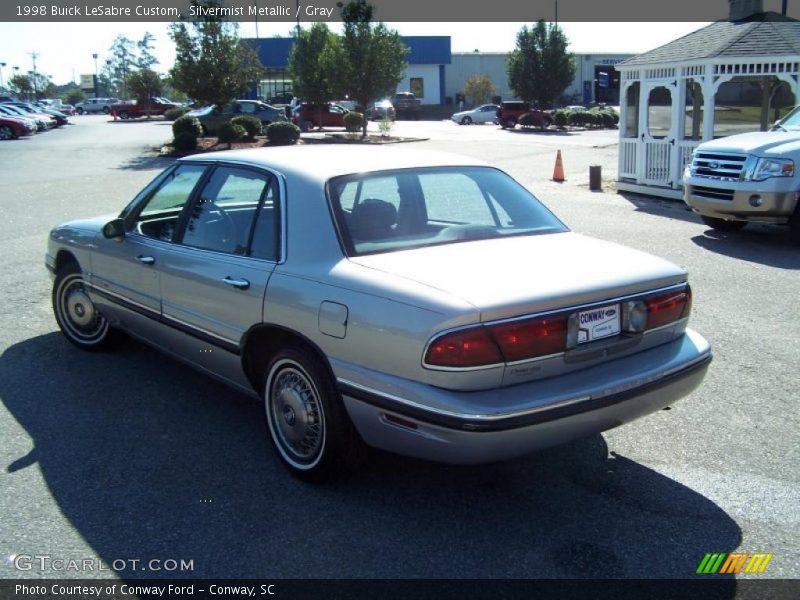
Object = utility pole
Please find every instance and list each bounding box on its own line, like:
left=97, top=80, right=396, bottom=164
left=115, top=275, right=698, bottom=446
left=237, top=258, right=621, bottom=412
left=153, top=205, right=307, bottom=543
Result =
left=29, top=51, right=39, bottom=99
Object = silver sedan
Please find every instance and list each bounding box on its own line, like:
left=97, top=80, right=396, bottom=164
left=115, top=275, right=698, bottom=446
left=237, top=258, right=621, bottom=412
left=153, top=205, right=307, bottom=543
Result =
left=46, top=146, right=711, bottom=481
left=451, top=104, right=500, bottom=125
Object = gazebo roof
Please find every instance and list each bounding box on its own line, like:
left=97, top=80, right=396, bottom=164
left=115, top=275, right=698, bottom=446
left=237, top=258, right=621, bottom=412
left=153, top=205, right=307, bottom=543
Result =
left=620, top=13, right=800, bottom=67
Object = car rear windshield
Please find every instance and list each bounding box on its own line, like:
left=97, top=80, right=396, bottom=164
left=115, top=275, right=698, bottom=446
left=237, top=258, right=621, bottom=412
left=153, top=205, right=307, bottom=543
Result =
left=328, top=166, right=567, bottom=256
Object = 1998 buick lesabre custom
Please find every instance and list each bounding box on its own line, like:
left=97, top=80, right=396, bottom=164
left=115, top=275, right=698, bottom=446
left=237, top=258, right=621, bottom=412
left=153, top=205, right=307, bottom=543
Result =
left=46, top=146, right=711, bottom=480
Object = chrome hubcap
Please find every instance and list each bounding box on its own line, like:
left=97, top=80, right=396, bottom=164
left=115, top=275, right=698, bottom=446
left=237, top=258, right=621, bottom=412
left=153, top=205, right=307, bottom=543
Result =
left=57, top=274, right=108, bottom=342
left=66, top=289, right=95, bottom=327
left=270, top=366, right=323, bottom=463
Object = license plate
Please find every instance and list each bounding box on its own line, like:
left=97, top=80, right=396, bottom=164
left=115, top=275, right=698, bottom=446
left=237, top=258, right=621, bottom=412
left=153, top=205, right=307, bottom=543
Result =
left=576, top=304, right=621, bottom=344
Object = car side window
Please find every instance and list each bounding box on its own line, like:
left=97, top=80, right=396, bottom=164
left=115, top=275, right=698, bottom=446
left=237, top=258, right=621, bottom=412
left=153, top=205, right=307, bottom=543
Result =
left=181, top=167, right=270, bottom=256
left=240, top=103, right=256, bottom=114
left=133, top=164, right=207, bottom=241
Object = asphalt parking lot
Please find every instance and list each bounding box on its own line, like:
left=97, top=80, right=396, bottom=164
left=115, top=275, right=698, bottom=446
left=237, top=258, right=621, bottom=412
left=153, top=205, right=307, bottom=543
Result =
left=0, top=115, right=798, bottom=583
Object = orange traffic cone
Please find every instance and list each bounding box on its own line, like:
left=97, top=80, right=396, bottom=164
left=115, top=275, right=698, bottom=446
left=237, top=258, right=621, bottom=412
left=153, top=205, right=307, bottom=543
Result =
left=552, top=150, right=565, bottom=182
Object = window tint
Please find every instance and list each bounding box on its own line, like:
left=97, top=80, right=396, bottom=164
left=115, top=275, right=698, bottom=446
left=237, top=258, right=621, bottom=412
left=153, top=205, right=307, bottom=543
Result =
left=420, top=172, right=494, bottom=225
left=134, top=164, right=206, bottom=241
left=182, top=167, right=270, bottom=255
left=329, top=167, right=566, bottom=256
left=249, top=179, right=280, bottom=261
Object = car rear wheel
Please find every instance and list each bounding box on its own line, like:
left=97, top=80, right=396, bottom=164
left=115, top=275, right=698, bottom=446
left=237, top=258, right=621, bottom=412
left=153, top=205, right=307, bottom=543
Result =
left=76, top=107, right=84, bottom=115
left=0, top=126, right=14, bottom=140
left=700, top=215, right=747, bottom=232
left=52, top=263, right=124, bottom=351
left=299, top=120, right=313, bottom=132
left=118, top=111, right=130, bottom=120
left=102, top=107, right=110, bottom=114
left=263, top=347, right=361, bottom=481
left=503, top=118, right=517, bottom=129
left=460, top=116, right=472, bottom=125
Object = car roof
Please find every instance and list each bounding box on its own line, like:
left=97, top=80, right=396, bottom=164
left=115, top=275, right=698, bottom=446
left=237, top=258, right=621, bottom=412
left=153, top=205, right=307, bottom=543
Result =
left=178, top=145, right=489, bottom=183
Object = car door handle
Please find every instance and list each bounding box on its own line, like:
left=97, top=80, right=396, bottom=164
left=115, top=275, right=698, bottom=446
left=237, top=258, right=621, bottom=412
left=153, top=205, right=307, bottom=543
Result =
left=222, top=277, right=250, bottom=290
left=136, top=255, right=156, bottom=265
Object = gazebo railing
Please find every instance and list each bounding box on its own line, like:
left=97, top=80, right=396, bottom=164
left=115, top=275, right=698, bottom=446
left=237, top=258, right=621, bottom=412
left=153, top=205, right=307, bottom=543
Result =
left=619, top=139, right=638, bottom=178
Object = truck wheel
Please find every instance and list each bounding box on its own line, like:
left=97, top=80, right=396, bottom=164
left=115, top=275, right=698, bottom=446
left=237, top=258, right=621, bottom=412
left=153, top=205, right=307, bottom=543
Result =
left=700, top=215, right=747, bottom=232
left=789, top=204, right=800, bottom=243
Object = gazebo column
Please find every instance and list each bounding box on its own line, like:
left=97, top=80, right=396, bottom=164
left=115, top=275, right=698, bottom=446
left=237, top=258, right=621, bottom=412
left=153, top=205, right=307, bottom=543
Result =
left=700, top=78, right=715, bottom=141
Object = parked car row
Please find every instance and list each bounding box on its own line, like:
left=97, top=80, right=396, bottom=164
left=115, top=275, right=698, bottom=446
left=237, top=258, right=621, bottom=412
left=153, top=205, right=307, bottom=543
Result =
left=0, top=100, right=70, bottom=140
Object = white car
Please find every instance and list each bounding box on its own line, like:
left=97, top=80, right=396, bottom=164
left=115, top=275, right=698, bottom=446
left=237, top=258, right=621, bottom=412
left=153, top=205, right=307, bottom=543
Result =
left=451, top=104, right=499, bottom=125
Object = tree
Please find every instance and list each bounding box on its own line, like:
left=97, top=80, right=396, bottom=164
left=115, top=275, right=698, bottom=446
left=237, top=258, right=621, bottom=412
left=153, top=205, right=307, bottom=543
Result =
left=136, top=32, right=159, bottom=70
left=103, top=35, right=137, bottom=97
left=63, top=88, right=87, bottom=106
left=169, top=0, right=264, bottom=109
left=125, top=69, right=163, bottom=117
left=8, top=72, right=53, bottom=100
left=464, top=74, right=496, bottom=105
left=507, top=20, right=575, bottom=108
left=8, top=74, right=33, bottom=100
left=288, top=23, right=345, bottom=129
left=340, top=0, right=408, bottom=136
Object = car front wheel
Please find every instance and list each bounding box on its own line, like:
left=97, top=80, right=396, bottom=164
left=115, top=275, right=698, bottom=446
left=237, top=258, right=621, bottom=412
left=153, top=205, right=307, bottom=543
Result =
left=700, top=215, right=747, bottom=232
left=52, top=263, right=123, bottom=351
left=263, top=347, right=360, bottom=481
left=503, top=118, right=517, bottom=129
left=0, top=125, right=14, bottom=140
left=103, top=107, right=111, bottom=114
left=460, top=116, right=472, bottom=125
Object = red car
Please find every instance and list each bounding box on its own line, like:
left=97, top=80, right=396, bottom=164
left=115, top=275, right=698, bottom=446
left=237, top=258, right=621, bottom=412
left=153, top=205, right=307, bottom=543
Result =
left=292, top=103, right=348, bottom=130
left=0, top=116, right=36, bottom=140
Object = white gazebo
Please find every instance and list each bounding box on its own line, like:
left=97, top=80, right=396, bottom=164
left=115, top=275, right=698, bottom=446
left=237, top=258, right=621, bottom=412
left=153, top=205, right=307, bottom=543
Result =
left=616, top=2, right=800, bottom=199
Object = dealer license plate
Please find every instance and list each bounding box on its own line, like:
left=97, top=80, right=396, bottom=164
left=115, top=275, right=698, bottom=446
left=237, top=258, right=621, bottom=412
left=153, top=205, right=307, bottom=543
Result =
left=576, top=304, right=621, bottom=344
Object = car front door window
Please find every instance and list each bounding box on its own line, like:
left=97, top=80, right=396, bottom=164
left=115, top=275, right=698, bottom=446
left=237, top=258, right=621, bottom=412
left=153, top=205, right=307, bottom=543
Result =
left=133, top=164, right=207, bottom=242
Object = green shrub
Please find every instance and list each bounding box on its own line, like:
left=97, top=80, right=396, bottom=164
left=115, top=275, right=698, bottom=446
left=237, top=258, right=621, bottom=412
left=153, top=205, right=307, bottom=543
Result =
left=231, top=115, right=262, bottom=139
left=266, top=121, right=301, bottom=145
left=217, top=122, right=246, bottom=147
left=568, top=111, right=589, bottom=127
left=164, top=106, right=191, bottom=121
left=172, top=132, right=198, bottom=152
left=553, top=111, right=568, bottom=128
left=344, top=111, right=364, bottom=133
left=172, top=115, right=203, bottom=138
left=518, top=112, right=551, bottom=129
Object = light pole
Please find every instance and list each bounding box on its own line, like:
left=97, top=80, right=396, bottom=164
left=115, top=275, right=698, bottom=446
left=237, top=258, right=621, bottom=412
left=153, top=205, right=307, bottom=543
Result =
left=0, top=62, right=6, bottom=91
left=92, top=53, right=99, bottom=98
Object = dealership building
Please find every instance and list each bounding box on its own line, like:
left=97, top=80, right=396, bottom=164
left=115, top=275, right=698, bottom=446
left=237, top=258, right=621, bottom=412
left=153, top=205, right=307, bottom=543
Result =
left=248, top=35, right=633, bottom=107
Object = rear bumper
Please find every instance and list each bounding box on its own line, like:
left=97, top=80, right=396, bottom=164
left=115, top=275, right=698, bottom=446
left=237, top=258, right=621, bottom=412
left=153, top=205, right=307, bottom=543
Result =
left=337, top=329, right=711, bottom=464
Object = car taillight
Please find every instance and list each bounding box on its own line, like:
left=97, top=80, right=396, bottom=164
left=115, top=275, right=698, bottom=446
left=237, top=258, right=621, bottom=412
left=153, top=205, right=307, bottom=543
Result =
left=489, top=315, right=568, bottom=361
left=424, top=326, right=502, bottom=368
left=645, top=286, right=692, bottom=330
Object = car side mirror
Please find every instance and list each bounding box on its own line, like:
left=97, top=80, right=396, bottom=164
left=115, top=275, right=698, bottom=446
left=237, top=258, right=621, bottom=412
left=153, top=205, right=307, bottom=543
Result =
left=102, top=218, right=126, bottom=239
